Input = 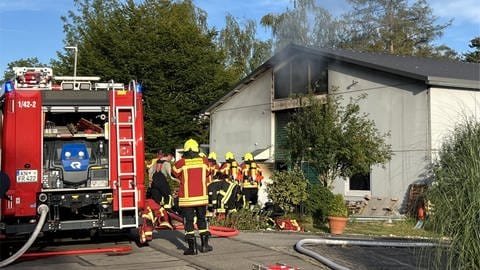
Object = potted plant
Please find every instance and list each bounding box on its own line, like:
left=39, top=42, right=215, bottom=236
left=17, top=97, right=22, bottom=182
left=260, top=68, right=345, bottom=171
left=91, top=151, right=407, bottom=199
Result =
left=327, top=194, right=349, bottom=235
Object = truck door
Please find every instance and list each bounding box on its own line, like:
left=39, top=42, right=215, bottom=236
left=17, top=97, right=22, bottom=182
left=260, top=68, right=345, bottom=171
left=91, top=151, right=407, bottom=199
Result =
left=4, top=90, right=42, bottom=216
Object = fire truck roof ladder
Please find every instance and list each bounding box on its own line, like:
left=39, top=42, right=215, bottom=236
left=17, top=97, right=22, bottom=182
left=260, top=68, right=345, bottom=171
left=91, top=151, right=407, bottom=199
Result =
left=115, top=104, right=139, bottom=229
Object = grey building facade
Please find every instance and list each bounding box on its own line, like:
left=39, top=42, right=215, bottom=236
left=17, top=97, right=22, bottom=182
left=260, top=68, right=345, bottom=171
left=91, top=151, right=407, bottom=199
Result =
left=205, top=44, right=480, bottom=210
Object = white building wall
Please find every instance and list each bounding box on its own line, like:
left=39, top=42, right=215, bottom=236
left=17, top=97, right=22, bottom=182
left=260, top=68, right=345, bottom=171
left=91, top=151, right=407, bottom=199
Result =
left=328, top=63, right=430, bottom=207
left=430, top=87, right=480, bottom=154
left=209, top=71, right=273, bottom=163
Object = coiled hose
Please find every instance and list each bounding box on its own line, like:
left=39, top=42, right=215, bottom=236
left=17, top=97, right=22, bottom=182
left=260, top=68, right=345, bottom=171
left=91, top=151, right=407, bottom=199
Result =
left=0, top=204, right=49, bottom=268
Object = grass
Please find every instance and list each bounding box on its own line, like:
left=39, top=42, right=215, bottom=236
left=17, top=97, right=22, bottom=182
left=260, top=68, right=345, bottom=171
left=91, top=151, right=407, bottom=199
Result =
left=343, top=219, right=438, bottom=238
left=301, top=217, right=439, bottom=239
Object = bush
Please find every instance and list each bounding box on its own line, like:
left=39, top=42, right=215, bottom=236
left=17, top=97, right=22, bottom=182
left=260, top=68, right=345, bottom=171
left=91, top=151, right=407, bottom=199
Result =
left=209, top=209, right=272, bottom=230
left=427, top=120, right=480, bottom=269
left=267, top=166, right=308, bottom=213
left=327, top=194, right=348, bottom=218
left=304, top=183, right=334, bottom=224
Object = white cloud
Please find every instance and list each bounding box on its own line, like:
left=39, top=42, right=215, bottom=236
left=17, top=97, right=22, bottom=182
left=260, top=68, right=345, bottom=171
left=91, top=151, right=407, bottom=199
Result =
left=430, top=0, right=480, bottom=25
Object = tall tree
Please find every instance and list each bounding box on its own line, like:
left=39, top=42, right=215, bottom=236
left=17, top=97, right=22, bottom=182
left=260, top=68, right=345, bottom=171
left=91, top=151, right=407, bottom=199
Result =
left=260, top=0, right=343, bottom=51
left=343, top=0, right=452, bottom=56
left=426, top=45, right=460, bottom=61
left=218, top=14, right=272, bottom=80
left=286, top=93, right=392, bottom=187
left=55, top=0, right=235, bottom=153
left=464, top=36, right=480, bottom=63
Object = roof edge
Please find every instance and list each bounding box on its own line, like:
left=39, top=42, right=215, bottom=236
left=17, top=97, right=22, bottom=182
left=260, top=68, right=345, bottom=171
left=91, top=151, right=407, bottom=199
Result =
left=427, top=76, right=480, bottom=90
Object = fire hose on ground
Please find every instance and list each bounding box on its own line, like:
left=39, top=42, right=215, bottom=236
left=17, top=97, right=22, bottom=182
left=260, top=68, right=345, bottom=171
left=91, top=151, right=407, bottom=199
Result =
left=0, top=204, right=49, bottom=268
left=294, top=238, right=449, bottom=270
left=0, top=205, right=238, bottom=267
left=167, top=211, right=239, bottom=237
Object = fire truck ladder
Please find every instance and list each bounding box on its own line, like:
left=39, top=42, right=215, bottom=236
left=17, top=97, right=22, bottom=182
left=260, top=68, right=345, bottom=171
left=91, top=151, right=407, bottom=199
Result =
left=115, top=105, right=139, bottom=229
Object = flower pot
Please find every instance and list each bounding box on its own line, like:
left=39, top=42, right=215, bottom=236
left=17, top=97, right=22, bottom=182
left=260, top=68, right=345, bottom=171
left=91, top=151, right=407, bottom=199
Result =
left=327, top=216, right=348, bottom=235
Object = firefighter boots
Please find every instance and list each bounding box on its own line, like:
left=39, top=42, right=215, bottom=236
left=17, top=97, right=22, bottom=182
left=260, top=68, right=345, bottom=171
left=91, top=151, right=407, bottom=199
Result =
left=184, top=235, right=197, bottom=255
left=199, top=232, right=213, bottom=253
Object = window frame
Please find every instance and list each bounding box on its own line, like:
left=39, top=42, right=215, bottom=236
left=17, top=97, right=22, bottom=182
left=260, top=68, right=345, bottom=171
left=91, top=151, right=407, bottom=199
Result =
left=344, top=172, right=372, bottom=197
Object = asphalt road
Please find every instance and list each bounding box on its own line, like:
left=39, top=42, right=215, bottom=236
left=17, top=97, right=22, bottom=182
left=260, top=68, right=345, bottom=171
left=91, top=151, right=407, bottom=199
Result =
left=2, top=231, right=446, bottom=270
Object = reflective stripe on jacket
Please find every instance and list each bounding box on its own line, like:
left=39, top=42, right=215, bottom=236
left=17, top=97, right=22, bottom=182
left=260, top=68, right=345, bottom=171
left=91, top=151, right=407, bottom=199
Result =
left=220, top=160, right=241, bottom=181
left=172, top=156, right=210, bottom=207
left=240, top=162, right=263, bottom=188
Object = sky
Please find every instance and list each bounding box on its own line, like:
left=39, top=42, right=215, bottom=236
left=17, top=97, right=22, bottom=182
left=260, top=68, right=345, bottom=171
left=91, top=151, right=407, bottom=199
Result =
left=0, top=0, right=479, bottom=77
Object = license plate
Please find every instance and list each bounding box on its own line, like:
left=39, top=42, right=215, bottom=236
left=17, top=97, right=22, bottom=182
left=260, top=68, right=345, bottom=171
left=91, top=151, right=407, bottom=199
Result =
left=16, top=170, right=38, bottom=183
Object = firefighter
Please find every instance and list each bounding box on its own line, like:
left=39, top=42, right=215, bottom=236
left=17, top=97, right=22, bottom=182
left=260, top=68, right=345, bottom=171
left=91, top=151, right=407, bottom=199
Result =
left=219, top=152, right=241, bottom=183
left=172, top=139, right=212, bottom=255
left=217, top=173, right=242, bottom=216
left=240, top=152, right=264, bottom=209
left=207, top=152, right=221, bottom=215
left=218, top=152, right=244, bottom=214
left=207, top=152, right=220, bottom=182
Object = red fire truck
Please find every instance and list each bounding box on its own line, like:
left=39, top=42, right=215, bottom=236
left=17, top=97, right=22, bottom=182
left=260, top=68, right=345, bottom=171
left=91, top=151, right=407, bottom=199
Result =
left=0, top=67, right=147, bottom=258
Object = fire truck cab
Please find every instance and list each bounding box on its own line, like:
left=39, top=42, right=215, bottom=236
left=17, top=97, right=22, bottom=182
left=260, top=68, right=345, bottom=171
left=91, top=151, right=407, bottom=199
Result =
left=0, top=67, right=145, bottom=241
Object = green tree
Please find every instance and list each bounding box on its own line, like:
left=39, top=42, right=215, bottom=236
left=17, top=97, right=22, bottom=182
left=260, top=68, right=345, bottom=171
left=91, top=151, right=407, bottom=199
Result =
left=286, top=93, right=392, bottom=187
left=55, top=0, right=235, bottom=153
left=463, top=36, right=480, bottom=63
left=427, top=45, right=460, bottom=60
left=218, top=14, right=272, bottom=80
left=342, top=0, right=452, bottom=56
left=428, top=119, right=480, bottom=269
left=2, top=57, right=45, bottom=83
left=260, top=0, right=343, bottom=51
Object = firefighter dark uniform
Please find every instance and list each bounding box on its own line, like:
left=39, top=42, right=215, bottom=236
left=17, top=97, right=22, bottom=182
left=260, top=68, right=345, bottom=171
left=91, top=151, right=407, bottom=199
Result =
left=172, top=139, right=212, bottom=255
left=207, top=152, right=221, bottom=214
left=219, top=152, right=243, bottom=211
left=218, top=175, right=242, bottom=214
left=240, top=152, right=263, bottom=209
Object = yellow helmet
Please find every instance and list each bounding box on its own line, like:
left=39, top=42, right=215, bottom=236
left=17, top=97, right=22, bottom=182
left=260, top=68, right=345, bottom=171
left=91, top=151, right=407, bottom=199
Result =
left=184, top=138, right=199, bottom=152
left=199, top=152, right=206, bottom=157
left=208, top=152, right=217, bottom=160
left=225, top=151, right=234, bottom=160
left=244, top=152, right=253, bottom=161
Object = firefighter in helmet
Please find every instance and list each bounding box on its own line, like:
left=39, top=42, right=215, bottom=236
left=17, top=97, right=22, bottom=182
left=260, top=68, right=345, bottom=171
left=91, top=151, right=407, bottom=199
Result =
left=208, top=152, right=220, bottom=182
left=206, top=152, right=221, bottom=215
left=220, top=152, right=241, bottom=182
left=172, top=139, right=212, bottom=255
left=240, top=152, right=263, bottom=209
left=218, top=152, right=243, bottom=212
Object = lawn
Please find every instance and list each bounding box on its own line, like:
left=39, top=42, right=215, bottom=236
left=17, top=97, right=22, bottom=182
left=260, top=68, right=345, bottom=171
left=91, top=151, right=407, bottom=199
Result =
left=303, top=218, right=439, bottom=239
left=343, top=219, right=438, bottom=238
